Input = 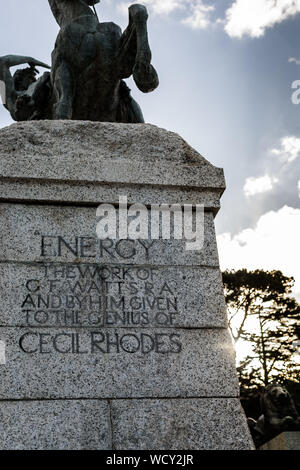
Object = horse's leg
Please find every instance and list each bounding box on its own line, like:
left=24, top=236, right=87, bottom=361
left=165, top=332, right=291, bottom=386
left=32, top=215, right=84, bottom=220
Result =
left=118, top=4, right=159, bottom=93
left=52, top=60, right=74, bottom=119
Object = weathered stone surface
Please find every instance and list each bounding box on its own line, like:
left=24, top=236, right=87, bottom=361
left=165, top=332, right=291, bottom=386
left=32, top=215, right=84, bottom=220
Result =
left=0, top=397, right=255, bottom=450
left=111, top=398, right=254, bottom=450
left=0, top=180, right=222, bottom=214
left=0, top=400, right=111, bottom=450
left=0, top=262, right=226, bottom=328
left=0, top=203, right=220, bottom=266
left=0, top=121, right=254, bottom=450
left=0, top=123, right=223, bottom=213
left=0, top=121, right=225, bottom=192
left=0, top=328, right=238, bottom=399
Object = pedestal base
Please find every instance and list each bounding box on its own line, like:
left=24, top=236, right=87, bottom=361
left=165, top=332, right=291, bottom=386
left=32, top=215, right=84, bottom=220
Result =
left=0, top=121, right=254, bottom=450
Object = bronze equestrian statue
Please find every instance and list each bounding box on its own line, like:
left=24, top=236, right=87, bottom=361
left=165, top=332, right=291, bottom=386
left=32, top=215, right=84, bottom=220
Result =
left=0, top=0, right=159, bottom=123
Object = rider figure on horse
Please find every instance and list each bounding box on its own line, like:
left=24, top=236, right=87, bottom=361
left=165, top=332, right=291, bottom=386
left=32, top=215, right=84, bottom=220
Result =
left=0, top=1, right=159, bottom=123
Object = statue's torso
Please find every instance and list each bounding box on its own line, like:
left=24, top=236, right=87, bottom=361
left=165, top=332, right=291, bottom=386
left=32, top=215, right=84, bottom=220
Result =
left=52, top=17, right=123, bottom=120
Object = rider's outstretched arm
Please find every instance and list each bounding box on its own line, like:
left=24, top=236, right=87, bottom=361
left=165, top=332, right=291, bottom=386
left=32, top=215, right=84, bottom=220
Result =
left=0, top=55, right=50, bottom=69
left=0, top=55, right=50, bottom=118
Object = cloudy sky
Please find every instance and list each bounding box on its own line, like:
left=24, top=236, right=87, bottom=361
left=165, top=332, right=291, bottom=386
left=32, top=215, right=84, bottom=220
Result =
left=1, top=0, right=300, bottom=298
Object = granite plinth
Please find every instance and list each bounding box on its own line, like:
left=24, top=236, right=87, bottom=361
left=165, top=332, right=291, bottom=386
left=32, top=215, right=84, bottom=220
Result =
left=0, top=121, right=253, bottom=450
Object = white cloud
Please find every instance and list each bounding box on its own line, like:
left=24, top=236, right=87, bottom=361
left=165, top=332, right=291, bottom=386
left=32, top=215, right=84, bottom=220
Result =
left=225, top=0, right=300, bottom=38
left=141, top=0, right=183, bottom=15
left=217, top=206, right=300, bottom=299
left=182, top=1, right=215, bottom=29
left=118, top=0, right=214, bottom=29
left=298, top=180, right=300, bottom=197
left=118, top=0, right=185, bottom=16
left=243, top=174, right=278, bottom=197
left=118, top=0, right=300, bottom=36
left=271, top=136, right=300, bottom=164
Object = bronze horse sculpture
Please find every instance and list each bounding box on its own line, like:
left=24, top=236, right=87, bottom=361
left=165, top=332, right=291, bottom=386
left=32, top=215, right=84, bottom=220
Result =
left=0, top=0, right=159, bottom=123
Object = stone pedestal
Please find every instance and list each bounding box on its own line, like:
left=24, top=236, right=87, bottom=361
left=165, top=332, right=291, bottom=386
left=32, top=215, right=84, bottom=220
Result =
left=260, top=432, right=300, bottom=450
left=0, top=121, right=254, bottom=450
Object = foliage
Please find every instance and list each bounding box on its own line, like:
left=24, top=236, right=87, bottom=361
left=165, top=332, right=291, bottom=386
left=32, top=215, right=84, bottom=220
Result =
left=223, top=269, right=300, bottom=390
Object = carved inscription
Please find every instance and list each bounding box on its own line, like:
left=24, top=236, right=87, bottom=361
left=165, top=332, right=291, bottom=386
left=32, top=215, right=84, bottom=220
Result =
left=18, top=236, right=183, bottom=355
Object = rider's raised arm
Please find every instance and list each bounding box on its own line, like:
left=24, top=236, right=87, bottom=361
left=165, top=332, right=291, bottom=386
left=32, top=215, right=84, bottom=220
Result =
left=0, top=55, right=50, bottom=117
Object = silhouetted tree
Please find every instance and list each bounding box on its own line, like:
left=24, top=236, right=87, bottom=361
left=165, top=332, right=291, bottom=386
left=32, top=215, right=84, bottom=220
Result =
left=223, top=269, right=300, bottom=390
